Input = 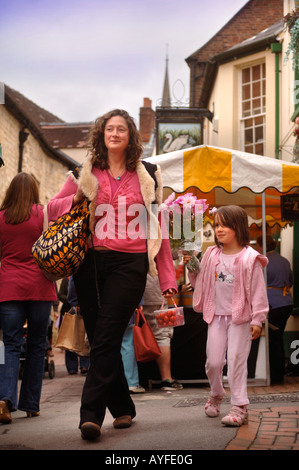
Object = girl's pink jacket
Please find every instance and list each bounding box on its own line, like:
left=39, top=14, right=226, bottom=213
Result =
left=189, top=245, right=269, bottom=328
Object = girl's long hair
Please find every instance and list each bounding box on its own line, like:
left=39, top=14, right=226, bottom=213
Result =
left=214, top=205, right=250, bottom=247
left=86, top=109, right=143, bottom=171
left=0, top=172, right=40, bottom=224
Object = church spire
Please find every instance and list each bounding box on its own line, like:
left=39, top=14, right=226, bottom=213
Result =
left=161, top=44, right=171, bottom=107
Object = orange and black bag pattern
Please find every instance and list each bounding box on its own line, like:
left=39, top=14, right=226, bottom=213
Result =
left=32, top=198, right=90, bottom=281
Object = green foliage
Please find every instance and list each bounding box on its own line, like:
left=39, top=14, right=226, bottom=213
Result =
left=284, top=9, right=299, bottom=71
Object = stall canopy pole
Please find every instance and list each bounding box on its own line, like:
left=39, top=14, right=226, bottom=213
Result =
left=262, top=192, right=267, bottom=270
left=262, top=191, right=270, bottom=386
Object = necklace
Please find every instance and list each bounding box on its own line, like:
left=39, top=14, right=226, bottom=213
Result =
left=108, top=167, right=125, bottom=181
left=220, top=252, right=234, bottom=274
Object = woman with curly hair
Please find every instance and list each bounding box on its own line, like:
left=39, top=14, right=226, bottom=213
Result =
left=47, top=109, right=177, bottom=441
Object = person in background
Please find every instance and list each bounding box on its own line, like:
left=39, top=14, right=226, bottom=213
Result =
left=57, top=278, right=71, bottom=329
left=47, top=285, right=59, bottom=358
left=0, top=173, right=57, bottom=424
left=47, top=109, right=177, bottom=441
left=255, top=235, right=294, bottom=384
left=143, top=273, right=183, bottom=391
left=184, top=205, right=268, bottom=427
left=57, top=277, right=89, bottom=375
left=66, top=276, right=89, bottom=374
left=121, top=301, right=145, bottom=394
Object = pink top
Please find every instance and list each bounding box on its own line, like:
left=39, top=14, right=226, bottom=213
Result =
left=47, top=169, right=147, bottom=253
left=215, top=251, right=238, bottom=315
left=0, top=205, right=57, bottom=302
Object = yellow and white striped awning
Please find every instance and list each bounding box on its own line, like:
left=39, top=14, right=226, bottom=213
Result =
left=146, top=146, right=299, bottom=194
left=145, top=145, right=299, bottom=227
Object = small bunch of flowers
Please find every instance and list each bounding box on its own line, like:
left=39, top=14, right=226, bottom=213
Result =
left=160, top=192, right=210, bottom=271
left=161, top=191, right=209, bottom=212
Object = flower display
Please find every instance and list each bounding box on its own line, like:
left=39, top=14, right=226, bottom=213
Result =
left=160, top=191, right=210, bottom=255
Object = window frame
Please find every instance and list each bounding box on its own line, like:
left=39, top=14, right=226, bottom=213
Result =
left=239, top=61, right=266, bottom=155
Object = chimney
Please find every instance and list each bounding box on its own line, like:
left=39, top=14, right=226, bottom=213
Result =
left=139, top=98, right=155, bottom=143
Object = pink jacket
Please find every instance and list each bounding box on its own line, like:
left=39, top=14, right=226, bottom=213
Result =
left=189, top=245, right=269, bottom=327
left=47, top=160, right=177, bottom=294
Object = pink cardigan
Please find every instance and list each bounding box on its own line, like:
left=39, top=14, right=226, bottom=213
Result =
left=189, top=245, right=269, bottom=327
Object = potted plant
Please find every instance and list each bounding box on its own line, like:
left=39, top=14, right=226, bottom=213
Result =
left=284, top=7, right=299, bottom=70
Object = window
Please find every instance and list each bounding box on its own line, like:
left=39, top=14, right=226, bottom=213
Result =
left=240, top=63, right=266, bottom=155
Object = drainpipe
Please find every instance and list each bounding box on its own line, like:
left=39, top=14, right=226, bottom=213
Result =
left=18, top=127, right=29, bottom=172
left=271, top=43, right=282, bottom=159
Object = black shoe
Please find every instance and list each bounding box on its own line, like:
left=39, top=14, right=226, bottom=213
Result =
left=161, top=379, right=183, bottom=391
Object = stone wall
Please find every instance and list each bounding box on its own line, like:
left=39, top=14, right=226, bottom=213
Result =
left=0, top=105, right=71, bottom=205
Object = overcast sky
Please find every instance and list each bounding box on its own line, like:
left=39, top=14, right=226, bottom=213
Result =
left=1, top=0, right=249, bottom=126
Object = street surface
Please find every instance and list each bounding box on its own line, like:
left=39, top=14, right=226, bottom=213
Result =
left=1, top=349, right=299, bottom=459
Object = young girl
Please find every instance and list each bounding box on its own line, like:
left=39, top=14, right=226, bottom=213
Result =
left=184, top=205, right=269, bottom=426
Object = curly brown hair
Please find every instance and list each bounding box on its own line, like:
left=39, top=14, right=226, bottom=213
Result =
left=86, top=109, right=143, bottom=171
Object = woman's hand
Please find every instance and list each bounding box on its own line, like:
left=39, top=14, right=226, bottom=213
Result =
left=250, top=325, right=262, bottom=341
left=73, top=187, right=84, bottom=205
left=162, top=288, right=176, bottom=297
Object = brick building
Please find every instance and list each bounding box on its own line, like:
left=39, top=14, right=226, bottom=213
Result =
left=186, top=0, right=284, bottom=108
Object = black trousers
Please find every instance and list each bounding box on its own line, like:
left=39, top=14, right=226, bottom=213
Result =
left=268, top=305, right=293, bottom=384
left=74, top=249, right=148, bottom=427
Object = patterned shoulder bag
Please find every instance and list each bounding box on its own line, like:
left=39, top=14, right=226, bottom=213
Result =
left=32, top=193, right=90, bottom=282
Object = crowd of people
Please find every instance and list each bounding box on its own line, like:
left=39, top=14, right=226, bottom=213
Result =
left=0, top=108, right=295, bottom=442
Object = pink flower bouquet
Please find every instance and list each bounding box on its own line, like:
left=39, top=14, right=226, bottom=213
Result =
left=160, top=192, right=209, bottom=255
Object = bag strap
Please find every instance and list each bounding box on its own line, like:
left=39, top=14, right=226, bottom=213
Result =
left=160, top=296, right=178, bottom=311
left=43, top=205, right=48, bottom=231
left=71, top=166, right=81, bottom=180
left=67, top=306, right=81, bottom=316
left=135, top=307, right=146, bottom=326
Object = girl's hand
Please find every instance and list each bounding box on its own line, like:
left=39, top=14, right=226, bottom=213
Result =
left=250, top=325, right=262, bottom=341
left=182, top=254, right=191, bottom=265
left=163, top=288, right=176, bottom=297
